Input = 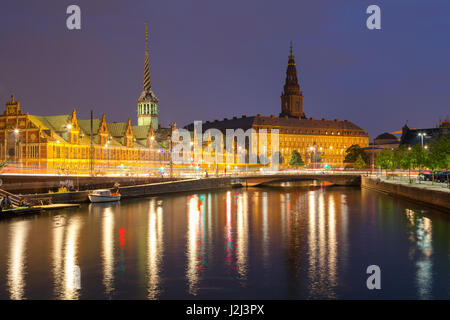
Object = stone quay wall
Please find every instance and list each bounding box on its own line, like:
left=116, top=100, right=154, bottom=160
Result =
left=361, top=176, right=450, bottom=213
left=18, top=177, right=233, bottom=204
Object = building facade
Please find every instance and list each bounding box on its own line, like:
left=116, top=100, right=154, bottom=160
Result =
left=0, top=24, right=172, bottom=175
left=400, top=119, right=450, bottom=147
left=186, top=43, right=369, bottom=168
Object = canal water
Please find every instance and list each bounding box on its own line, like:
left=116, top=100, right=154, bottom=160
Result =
left=0, top=185, right=449, bottom=300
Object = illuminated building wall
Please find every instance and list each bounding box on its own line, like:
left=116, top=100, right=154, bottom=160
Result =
left=185, top=43, right=369, bottom=168
left=0, top=95, right=171, bottom=174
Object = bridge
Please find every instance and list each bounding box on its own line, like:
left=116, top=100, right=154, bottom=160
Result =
left=233, top=173, right=362, bottom=187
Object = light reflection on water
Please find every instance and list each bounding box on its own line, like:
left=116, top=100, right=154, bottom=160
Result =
left=7, top=220, right=30, bottom=300
left=102, top=205, right=115, bottom=297
left=0, top=186, right=449, bottom=299
left=147, top=199, right=163, bottom=300
left=405, top=209, right=433, bottom=299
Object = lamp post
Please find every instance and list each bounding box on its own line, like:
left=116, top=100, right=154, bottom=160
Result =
left=104, top=141, right=109, bottom=175
left=418, top=132, right=425, bottom=149
left=309, top=146, right=315, bottom=169
left=150, top=136, right=155, bottom=175
left=417, top=132, right=428, bottom=183
left=65, top=123, right=72, bottom=174
left=14, top=129, right=19, bottom=170
left=169, top=123, right=174, bottom=178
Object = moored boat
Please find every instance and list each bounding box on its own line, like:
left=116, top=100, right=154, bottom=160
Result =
left=89, top=189, right=121, bottom=203
left=0, top=206, right=42, bottom=219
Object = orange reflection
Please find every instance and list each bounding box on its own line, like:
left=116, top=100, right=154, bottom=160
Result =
left=147, top=199, right=163, bottom=299
left=236, top=191, right=248, bottom=284
left=102, top=206, right=115, bottom=297
left=7, top=220, right=30, bottom=300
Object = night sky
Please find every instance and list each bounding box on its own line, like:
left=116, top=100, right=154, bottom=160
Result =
left=1, top=0, right=449, bottom=140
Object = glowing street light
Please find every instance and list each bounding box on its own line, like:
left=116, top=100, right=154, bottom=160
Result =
left=14, top=128, right=19, bottom=134
left=418, top=132, right=426, bottom=148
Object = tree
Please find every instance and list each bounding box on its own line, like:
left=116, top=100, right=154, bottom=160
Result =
left=289, top=150, right=304, bottom=166
left=410, top=144, right=428, bottom=170
left=354, top=154, right=366, bottom=169
left=344, top=144, right=369, bottom=164
left=375, top=149, right=395, bottom=176
left=428, top=136, right=450, bottom=185
left=396, top=146, right=413, bottom=182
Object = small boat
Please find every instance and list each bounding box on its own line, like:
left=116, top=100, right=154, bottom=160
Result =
left=0, top=206, right=42, bottom=219
left=88, top=189, right=121, bottom=203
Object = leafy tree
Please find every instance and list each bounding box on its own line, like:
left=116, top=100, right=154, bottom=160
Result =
left=396, top=146, right=413, bottom=182
left=375, top=149, right=395, bottom=175
left=410, top=144, right=428, bottom=170
left=344, top=145, right=369, bottom=164
left=354, top=154, right=366, bottom=169
left=428, top=136, right=450, bottom=184
left=289, top=150, right=304, bottom=165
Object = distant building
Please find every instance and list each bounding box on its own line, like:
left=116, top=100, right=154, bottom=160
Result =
left=185, top=42, right=369, bottom=167
left=372, top=132, right=400, bottom=150
left=362, top=133, right=400, bottom=168
left=400, top=118, right=450, bottom=147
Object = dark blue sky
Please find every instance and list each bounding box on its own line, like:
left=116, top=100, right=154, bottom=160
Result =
left=1, top=0, right=449, bottom=140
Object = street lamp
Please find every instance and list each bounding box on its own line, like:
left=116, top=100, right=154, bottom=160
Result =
left=13, top=129, right=20, bottom=167
left=104, top=141, right=109, bottom=174
left=418, top=132, right=425, bottom=148
left=309, top=146, right=315, bottom=169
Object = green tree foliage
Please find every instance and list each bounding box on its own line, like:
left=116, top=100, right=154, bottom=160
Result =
left=375, top=136, right=450, bottom=184
left=428, top=136, right=450, bottom=184
left=410, top=144, right=428, bottom=170
left=289, top=150, right=304, bottom=165
left=375, top=149, right=395, bottom=171
left=354, top=154, right=366, bottom=169
left=428, top=136, right=450, bottom=171
left=344, top=145, right=369, bottom=164
left=395, top=146, right=413, bottom=171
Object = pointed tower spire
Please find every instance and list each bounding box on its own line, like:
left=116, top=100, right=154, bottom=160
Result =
left=289, top=40, right=294, bottom=59
left=280, top=41, right=304, bottom=118
left=143, top=22, right=151, bottom=92
left=138, top=22, right=159, bottom=127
